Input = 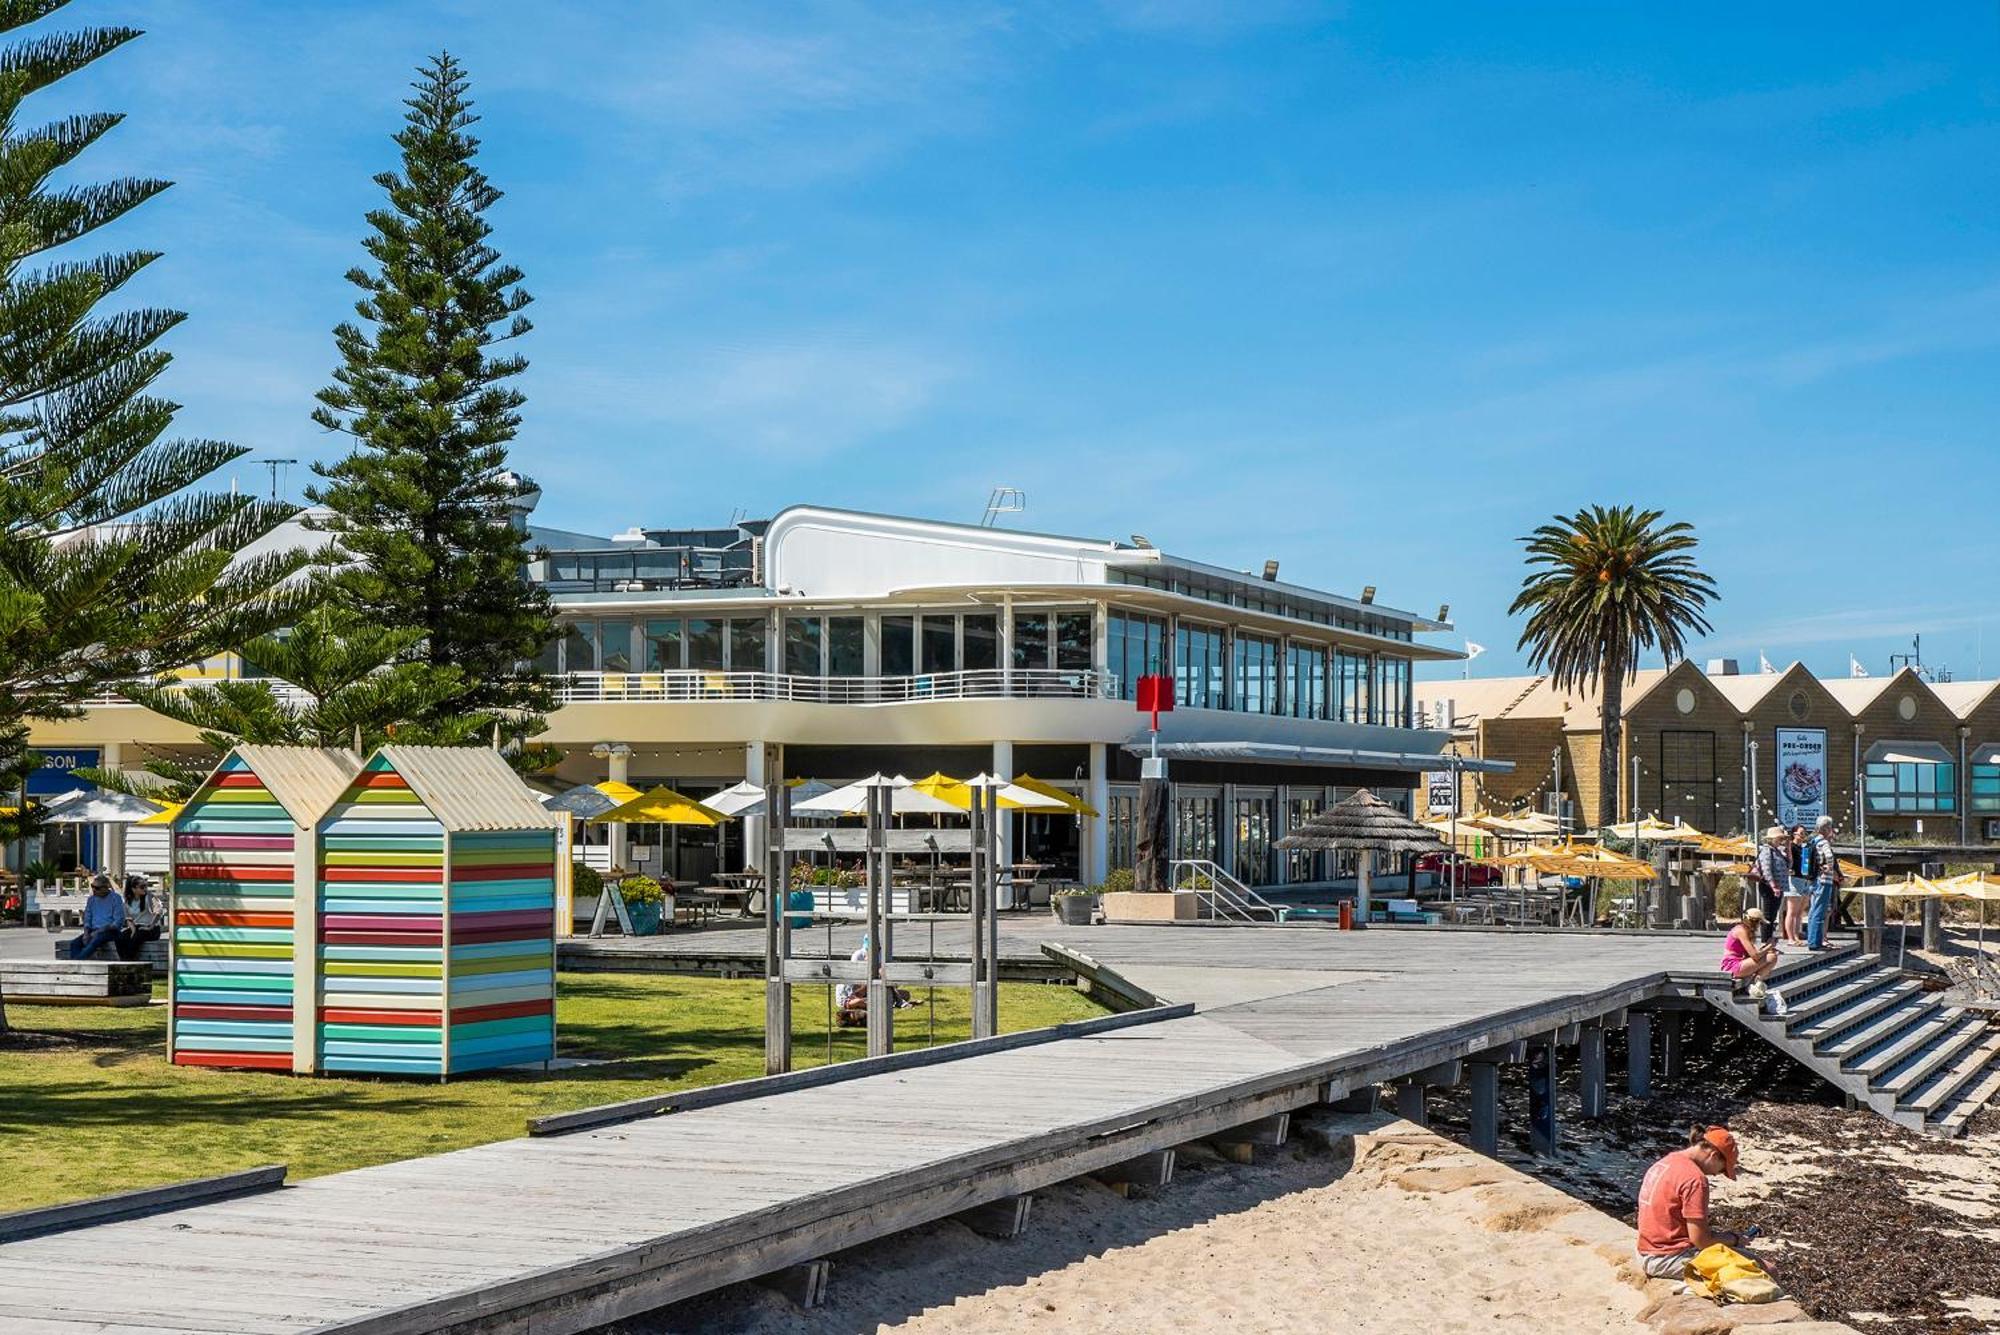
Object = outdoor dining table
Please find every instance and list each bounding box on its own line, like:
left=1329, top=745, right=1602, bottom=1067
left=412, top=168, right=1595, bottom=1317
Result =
left=711, top=870, right=765, bottom=916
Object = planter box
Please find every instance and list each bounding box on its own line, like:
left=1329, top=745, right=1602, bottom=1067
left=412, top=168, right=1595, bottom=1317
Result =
left=1051, top=895, right=1098, bottom=926
left=1100, top=890, right=1198, bottom=924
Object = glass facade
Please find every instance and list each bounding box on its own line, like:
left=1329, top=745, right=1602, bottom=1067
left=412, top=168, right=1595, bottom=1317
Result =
left=827, top=616, right=864, bottom=677
left=1336, top=651, right=1372, bottom=723
left=1378, top=655, right=1412, bottom=728
left=1234, top=633, right=1279, bottom=716
left=921, top=616, right=956, bottom=674
left=963, top=614, right=998, bottom=672
left=1286, top=643, right=1326, bottom=720
left=1108, top=610, right=1168, bottom=700
left=1056, top=612, right=1094, bottom=670
left=730, top=617, right=767, bottom=673
left=686, top=618, right=724, bottom=671
left=1866, top=760, right=1957, bottom=814
left=881, top=615, right=914, bottom=677
left=1011, top=613, right=1049, bottom=669
left=1175, top=622, right=1225, bottom=709
left=1974, top=760, right=2000, bottom=813
left=784, top=617, right=822, bottom=676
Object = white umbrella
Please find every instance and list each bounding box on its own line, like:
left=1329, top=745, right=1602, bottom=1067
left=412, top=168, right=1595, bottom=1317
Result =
left=963, top=773, right=1069, bottom=809
left=40, top=789, right=165, bottom=824
left=792, top=773, right=964, bottom=817
left=703, top=780, right=769, bottom=818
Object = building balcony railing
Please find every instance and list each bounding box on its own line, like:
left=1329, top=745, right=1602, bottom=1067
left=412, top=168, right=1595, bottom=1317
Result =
left=84, top=680, right=318, bottom=709
left=552, top=667, right=1118, bottom=705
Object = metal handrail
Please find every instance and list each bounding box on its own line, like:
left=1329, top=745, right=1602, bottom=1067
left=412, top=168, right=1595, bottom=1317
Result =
left=1169, top=858, right=1288, bottom=923
left=551, top=667, right=1118, bottom=705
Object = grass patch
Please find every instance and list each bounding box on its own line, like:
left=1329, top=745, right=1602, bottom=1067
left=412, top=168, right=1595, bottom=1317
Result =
left=0, top=975, right=1103, bottom=1212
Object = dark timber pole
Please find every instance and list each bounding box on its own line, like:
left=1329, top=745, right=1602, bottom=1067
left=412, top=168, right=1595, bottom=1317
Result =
left=974, top=784, right=1000, bottom=1039
left=866, top=785, right=892, bottom=1058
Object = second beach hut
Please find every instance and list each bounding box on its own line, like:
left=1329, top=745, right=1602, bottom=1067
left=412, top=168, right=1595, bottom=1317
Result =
left=317, top=746, right=559, bottom=1077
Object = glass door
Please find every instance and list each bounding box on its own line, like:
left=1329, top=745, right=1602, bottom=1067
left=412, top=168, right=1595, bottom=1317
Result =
left=1233, top=788, right=1277, bottom=886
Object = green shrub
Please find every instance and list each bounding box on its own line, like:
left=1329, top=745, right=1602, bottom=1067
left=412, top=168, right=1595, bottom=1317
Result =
left=619, top=874, right=664, bottom=905
left=1053, top=886, right=1098, bottom=899
left=571, top=862, right=602, bottom=898
left=1100, top=867, right=1136, bottom=894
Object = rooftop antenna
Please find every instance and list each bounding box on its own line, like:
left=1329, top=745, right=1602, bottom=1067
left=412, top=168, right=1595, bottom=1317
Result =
left=262, top=458, right=298, bottom=502
left=980, top=486, right=1025, bottom=527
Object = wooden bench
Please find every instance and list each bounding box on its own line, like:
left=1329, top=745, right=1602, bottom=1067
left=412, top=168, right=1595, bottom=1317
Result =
left=0, top=959, right=153, bottom=1006
left=52, top=937, right=169, bottom=973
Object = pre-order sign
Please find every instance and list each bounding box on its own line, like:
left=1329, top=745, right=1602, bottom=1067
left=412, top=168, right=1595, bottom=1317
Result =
left=1775, top=727, right=1827, bottom=828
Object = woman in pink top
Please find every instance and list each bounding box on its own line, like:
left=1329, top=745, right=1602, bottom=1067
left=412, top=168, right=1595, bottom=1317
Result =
left=1722, top=908, right=1779, bottom=998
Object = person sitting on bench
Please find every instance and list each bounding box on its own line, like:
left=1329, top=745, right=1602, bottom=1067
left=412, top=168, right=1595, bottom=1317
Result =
left=117, top=875, right=164, bottom=961
left=66, top=875, right=126, bottom=959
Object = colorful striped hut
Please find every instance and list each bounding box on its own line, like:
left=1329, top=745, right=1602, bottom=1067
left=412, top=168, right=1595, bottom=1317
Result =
left=169, top=747, right=363, bottom=1072
left=316, top=746, right=559, bottom=1077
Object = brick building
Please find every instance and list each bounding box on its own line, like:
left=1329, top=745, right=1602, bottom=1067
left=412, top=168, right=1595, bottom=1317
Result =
left=1418, top=663, right=2000, bottom=842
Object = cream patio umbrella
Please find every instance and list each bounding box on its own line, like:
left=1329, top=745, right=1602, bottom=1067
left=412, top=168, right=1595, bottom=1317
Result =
left=1851, top=873, right=1951, bottom=968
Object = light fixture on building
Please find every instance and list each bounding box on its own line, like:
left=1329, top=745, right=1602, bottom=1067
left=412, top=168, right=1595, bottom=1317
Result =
left=1436, top=603, right=1449, bottom=622
left=1360, top=585, right=1377, bottom=604
left=1262, top=560, right=1280, bottom=582
left=1130, top=534, right=1154, bottom=549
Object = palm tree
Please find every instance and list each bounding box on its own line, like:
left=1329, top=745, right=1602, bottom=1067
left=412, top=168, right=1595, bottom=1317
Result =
left=1509, top=506, right=1717, bottom=830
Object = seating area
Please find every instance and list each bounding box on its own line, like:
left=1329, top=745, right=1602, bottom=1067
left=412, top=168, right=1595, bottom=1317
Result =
left=0, top=958, right=153, bottom=1006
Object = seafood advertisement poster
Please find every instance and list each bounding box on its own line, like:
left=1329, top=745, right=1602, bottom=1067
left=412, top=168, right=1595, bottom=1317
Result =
left=1776, top=726, right=1828, bottom=827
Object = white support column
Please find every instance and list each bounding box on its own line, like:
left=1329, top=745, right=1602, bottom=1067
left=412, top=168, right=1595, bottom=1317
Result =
left=992, top=739, right=1015, bottom=901
left=1085, top=742, right=1110, bottom=884
left=602, top=743, right=631, bottom=871
left=100, top=741, right=125, bottom=872
left=1000, top=593, right=1014, bottom=696
left=743, top=740, right=766, bottom=872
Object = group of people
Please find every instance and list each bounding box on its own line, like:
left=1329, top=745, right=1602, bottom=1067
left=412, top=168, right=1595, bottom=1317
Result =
left=64, top=873, right=165, bottom=962
left=1722, top=814, right=1846, bottom=1005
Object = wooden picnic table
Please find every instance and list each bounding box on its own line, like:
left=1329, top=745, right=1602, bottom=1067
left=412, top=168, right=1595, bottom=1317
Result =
left=711, top=871, right=766, bottom=916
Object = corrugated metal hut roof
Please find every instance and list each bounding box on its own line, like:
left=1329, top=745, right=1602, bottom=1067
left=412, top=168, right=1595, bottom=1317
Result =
left=373, top=745, right=558, bottom=832
left=224, top=746, right=363, bottom=825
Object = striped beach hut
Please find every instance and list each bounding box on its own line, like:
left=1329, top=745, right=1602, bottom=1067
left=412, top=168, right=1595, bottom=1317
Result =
left=169, top=747, right=363, bottom=1072
left=316, top=746, right=559, bottom=1078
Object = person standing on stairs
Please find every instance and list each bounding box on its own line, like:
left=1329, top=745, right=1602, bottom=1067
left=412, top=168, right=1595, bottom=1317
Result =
left=1804, top=815, right=1844, bottom=953
left=1751, top=827, right=1789, bottom=946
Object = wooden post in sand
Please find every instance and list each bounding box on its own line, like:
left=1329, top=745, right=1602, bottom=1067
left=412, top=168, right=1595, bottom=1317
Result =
left=1578, top=1023, right=1607, bottom=1119
left=1527, top=1037, right=1557, bottom=1157
left=1394, top=1080, right=1428, bottom=1127
left=1466, top=1057, right=1503, bottom=1155
left=1627, top=1012, right=1653, bottom=1098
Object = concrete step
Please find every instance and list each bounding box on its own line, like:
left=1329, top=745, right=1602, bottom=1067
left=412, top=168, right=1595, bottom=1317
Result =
left=1782, top=967, right=1906, bottom=1031
left=1906, top=1028, right=2000, bottom=1119
left=1852, top=1008, right=1965, bottom=1080
left=1879, top=1017, right=1993, bottom=1098
left=1933, top=1054, right=2000, bottom=1138
left=1796, top=979, right=1924, bottom=1046
left=1824, top=997, right=1943, bottom=1066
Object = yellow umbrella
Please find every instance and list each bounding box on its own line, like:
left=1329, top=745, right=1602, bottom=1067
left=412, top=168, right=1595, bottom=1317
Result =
left=588, top=785, right=728, bottom=826
left=906, top=772, right=1067, bottom=812
left=1602, top=816, right=1703, bottom=842
left=137, top=801, right=184, bottom=827
left=1010, top=774, right=1098, bottom=818
left=594, top=779, right=643, bottom=805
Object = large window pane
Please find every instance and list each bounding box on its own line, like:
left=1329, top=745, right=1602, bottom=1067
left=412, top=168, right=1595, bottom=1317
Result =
left=686, top=618, right=724, bottom=671
left=921, top=616, right=956, bottom=674
left=1108, top=610, right=1166, bottom=700
left=562, top=621, right=596, bottom=673
left=1055, top=612, right=1094, bottom=670
left=1378, top=656, right=1412, bottom=728
left=881, top=615, right=914, bottom=676
left=1234, top=633, right=1278, bottom=715
left=1336, top=651, right=1372, bottom=722
left=1287, top=643, right=1326, bottom=719
left=784, top=617, right=822, bottom=676
left=597, top=621, right=633, bottom=672
left=532, top=633, right=562, bottom=673
left=1176, top=623, right=1224, bottom=709
left=1012, top=613, right=1049, bottom=670
left=827, top=616, right=865, bottom=676
left=643, top=619, right=682, bottom=671
left=962, top=615, right=997, bottom=671
left=1866, top=760, right=1957, bottom=813
left=729, top=617, right=766, bottom=673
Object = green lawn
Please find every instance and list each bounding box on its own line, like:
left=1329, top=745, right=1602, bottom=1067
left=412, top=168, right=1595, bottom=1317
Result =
left=0, top=975, right=1102, bottom=1213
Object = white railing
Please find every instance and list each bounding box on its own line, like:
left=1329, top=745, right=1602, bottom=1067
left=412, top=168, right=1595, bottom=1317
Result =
left=84, top=680, right=318, bottom=709
left=552, top=667, right=1118, bottom=705
left=1169, top=858, right=1289, bottom=923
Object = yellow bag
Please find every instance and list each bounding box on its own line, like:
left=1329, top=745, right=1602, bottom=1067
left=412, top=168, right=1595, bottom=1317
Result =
left=1685, top=1243, right=1780, bottom=1304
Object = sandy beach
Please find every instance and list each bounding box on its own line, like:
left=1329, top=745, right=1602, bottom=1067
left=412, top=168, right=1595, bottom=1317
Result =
left=611, top=1110, right=1852, bottom=1335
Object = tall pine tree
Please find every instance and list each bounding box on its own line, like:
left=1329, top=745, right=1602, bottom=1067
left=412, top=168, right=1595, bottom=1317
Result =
left=0, top=3, right=305, bottom=942
left=309, top=52, right=554, bottom=724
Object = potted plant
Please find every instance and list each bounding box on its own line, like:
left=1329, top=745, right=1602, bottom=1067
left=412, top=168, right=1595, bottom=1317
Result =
left=1051, top=886, right=1098, bottom=926
left=1099, top=865, right=1200, bottom=923
left=619, top=874, right=666, bottom=935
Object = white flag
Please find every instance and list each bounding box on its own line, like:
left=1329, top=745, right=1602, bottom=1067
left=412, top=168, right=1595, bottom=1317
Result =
left=1465, top=641, right=1486, bottom=660
left=1849, top=655, right=1870, bottom=678
left=1759, top=652, right=1776, bottom=674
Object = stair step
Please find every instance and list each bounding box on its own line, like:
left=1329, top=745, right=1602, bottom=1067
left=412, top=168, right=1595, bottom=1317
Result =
left=1819, top=994, right=1939, bottom=1061
left=1797, top=979, right=1924, bottom=1044
left=1766, top=944, right=1860, bottom=988
left=1782, top=968, right=1905, bottom=1029
left=1769, top=952, right=1875, bottom=1003
left=1851, top=1008, right=1963, bottom=1078
left=1879, top=1017, right=1991, bottom=1097
left=1907, top=1028, right=2000, bottom=1117
left=1933, top=1056, right=2000, bottom=1137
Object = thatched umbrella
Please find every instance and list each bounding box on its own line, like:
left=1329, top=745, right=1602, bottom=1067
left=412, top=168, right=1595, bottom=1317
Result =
left=1277, top=789, right=1443, bottom=922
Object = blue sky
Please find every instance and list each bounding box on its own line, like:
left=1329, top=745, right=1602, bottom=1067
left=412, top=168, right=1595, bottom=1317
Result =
left=55, top=1, right=2000, bottom=679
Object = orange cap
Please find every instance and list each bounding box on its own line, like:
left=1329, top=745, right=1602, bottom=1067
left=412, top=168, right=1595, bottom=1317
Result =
left=1702, top=1126, right=1739, bottom=1179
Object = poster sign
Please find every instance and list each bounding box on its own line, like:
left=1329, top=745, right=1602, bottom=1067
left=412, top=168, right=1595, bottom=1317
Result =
left=1426, top=770, right=1456, bottom=816
left=1775, top=728, right=1827, bottom=829
left=26, top=747, right=99, bottom=797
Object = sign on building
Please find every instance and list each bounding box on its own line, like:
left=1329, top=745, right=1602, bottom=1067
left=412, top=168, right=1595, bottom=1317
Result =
left=1426, top=769, right=1456, bottom=816
left=1775, top=727, right=1827, bottom=829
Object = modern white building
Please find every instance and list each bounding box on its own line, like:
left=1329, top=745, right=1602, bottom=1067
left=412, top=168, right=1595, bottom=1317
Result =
left=27, top=503, right=1487, bottom=889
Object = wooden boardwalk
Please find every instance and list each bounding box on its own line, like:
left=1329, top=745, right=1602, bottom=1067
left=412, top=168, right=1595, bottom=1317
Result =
left=1, top=928, right=1723, bottom=1333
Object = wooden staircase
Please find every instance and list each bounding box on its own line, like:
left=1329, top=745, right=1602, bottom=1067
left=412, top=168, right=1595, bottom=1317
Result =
left=1706, top=942, right=2000, bottom=1138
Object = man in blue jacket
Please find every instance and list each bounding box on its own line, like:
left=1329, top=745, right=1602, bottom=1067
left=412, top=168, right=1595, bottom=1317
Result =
left=1804, top=816, right=1843, bottom=952
left=66, top=875, right=126, bottom=959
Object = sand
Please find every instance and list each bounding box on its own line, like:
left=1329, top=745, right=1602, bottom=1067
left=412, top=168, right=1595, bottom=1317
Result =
left=608, top=1111, right=1850, bottom=1335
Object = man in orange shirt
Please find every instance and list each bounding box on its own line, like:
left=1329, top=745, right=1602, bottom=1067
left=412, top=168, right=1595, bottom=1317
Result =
left=1635, top=1126, right=1751, bottom=1279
